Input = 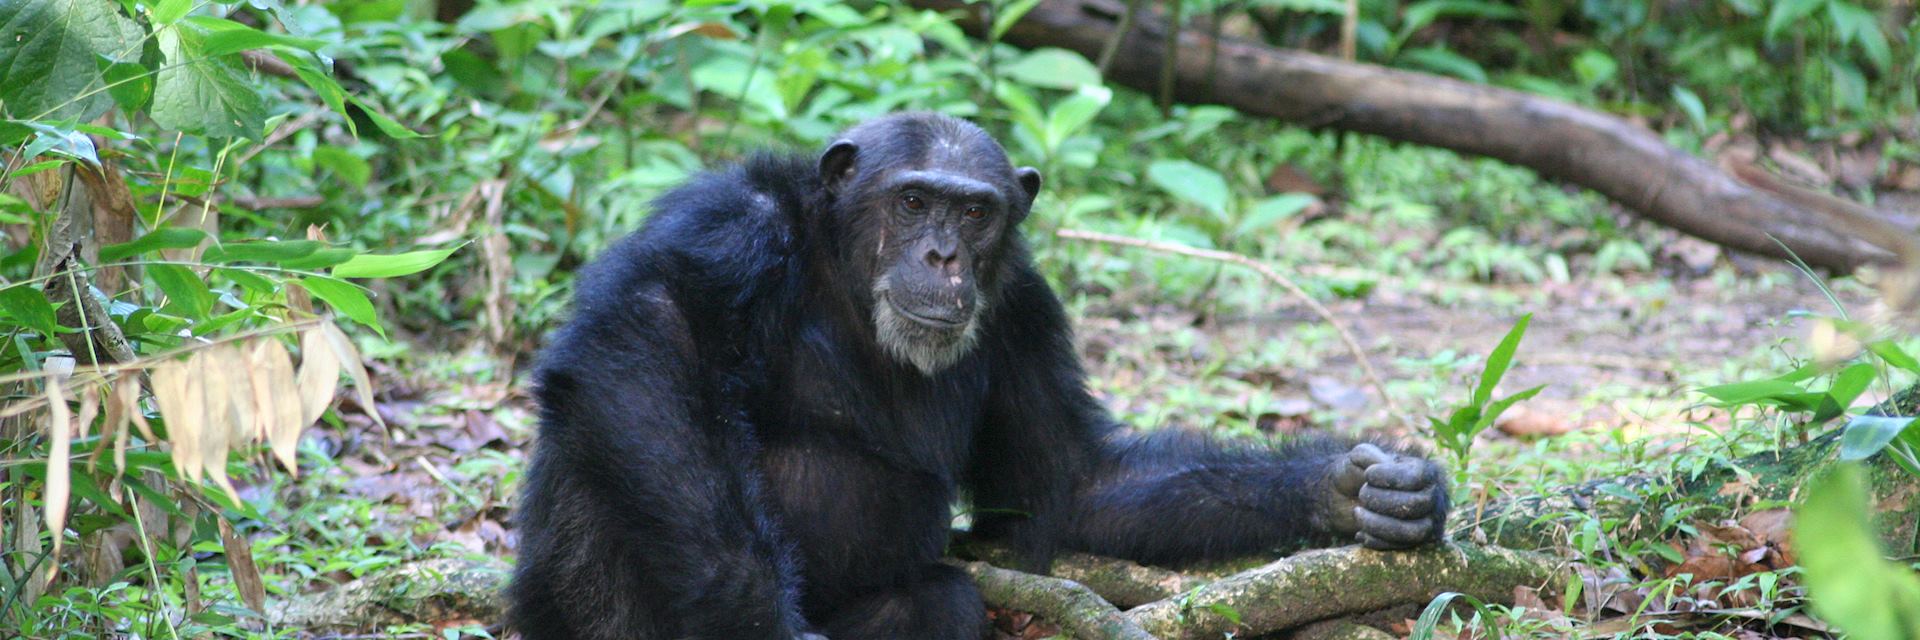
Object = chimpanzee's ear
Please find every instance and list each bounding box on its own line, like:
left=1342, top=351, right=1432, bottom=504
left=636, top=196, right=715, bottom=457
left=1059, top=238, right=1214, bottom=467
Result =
left=820, top=141, right=859, bottom=193
left=1013, top=166, right=1043, bottom=216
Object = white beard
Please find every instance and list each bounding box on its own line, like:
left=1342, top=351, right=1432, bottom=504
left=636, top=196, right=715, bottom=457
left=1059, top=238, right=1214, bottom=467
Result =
left=870, top=276, right=984, bottom=375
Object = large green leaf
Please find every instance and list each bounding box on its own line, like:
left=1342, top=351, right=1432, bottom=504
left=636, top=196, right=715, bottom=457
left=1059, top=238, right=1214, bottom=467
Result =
left=1146, top=159, right=1231, bottom=220
left=0, top=0, right=142, bottom=121
left=0, top=284, right=59, bottom=336
left=330, top=246, right=460, bottom=279
left=1795, top=465, right=1920, bottom=637
left=1838, top=415, right=1918, bottom=461
left=150, top=19, right=266, bottom=138
left=296, top=276, right=382, bottom=336
left=1001, top=48, right=1101, bottom=91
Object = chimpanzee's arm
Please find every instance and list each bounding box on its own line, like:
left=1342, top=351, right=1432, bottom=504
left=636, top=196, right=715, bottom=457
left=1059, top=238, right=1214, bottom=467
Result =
left=970, top=266, right=1447, bottom=568
left=1066, top=433, right=1447, bottom=563
left=509, top=283, right=809, bottom=640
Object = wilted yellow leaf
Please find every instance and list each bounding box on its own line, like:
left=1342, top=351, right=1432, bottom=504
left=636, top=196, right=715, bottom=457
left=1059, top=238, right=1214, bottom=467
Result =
left=198, top=346, right=245, bottom=503
left=44, top=382, right=71, bottom=577
left=248, top=340, right=303, bottom=475
left=77, top=386, right=101, bottom=472
left=296, top=326, right=341, bottom=427
left=150, top=356, right=204, bottom=483
left=321, top=322, right=384, bottom=429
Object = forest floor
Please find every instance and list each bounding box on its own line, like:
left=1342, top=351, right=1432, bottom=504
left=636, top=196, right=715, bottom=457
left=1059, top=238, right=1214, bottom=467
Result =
left=263, top=246, right=1883, bottom=638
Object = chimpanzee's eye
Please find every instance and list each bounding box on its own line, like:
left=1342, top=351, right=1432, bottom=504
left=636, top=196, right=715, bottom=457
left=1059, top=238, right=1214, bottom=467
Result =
left=901, top=195, right=926, bottom=211
left=964, top=205, right=988, bottom=220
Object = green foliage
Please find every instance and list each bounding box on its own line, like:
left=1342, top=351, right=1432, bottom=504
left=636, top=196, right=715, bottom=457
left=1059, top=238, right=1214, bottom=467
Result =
left=1427, top=314, right=1543, bottom=469
left=0, top=0, right=143, bottom=121
left=1794, top=465, right=1920, bottom=638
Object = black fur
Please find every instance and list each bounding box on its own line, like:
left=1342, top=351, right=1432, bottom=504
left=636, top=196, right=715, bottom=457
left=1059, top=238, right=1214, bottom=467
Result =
left=507, top=113, right=1447, bottom=640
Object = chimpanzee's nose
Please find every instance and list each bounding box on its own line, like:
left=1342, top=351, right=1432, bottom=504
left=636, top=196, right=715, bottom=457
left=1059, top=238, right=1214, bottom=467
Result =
left=923, top=248, right=957, bottom=270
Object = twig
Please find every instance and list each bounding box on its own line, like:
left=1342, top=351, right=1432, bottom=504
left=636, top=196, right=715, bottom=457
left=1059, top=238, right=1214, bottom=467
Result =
left=1340, top=0, right=1358, bottom=60
left=1056, top=228, right=1404, bottom=423
left=1157, top=0, right=1181, bottom=117
left=1094, top=0, right=1144, bottom=76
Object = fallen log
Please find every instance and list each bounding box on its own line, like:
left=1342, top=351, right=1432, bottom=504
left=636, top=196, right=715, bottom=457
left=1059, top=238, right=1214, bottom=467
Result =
left=908, top=0, right=1900, bottom=273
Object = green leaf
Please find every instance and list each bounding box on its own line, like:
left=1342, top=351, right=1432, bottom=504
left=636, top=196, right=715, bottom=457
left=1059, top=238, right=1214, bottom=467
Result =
left=1236, top=194, right=1315, bottom=236
left=349, top=96, right=422, bottom=138
left=1042, top=85, right=1111, bottom=150
left=1146, top=159, right=1231, bottom=220
left=0, top=285, right=60, bottom=336
left=1870, top=341, right=1920, bottom=374
left=1396, top=46, right=1488, bottom=83
left=1697, top=379, right=1808, bottom=405
left=148, top=264, right=215, bottom=321
left=1795, top=465, right=1920, bottom=638
left=0, top=0, right=143, bottom=121
left=991, top=0, right=1045, bottom=39
left=151, top=20, right=268, bottom=138
left=202, top=240, right=324, bottom=264
left=100, top=227, right=208, bottom=263
left=1670, top=86, right=1707, bottom=131
left=278, top=52, right=354, bottom=135
left=1827, top=2, right=1892, bottom=70
left=312, top=146, right=370, bottom=188
left=1001, top=48, right=1102, bottom=90
left=150, top=0, right=193, bottom=25
left=1838, top=415, right=1918, bottom=461
left=1822, top=363, right=1878, bottom=415
left=1475, top=385, right=1546, bottom=433
left=330, top=246, right=461, bottom=279
left=1472, top=314, right=1531, bottom=407
left=1400, top=0, right=1521, bottom=36
left=1765, top=0, right=1824, bottom=41
left=296, top=276, right=382, bottom=336
left=279, top=247, right=356, bottom=270
left=194, top=21, right=328, bottom=58
left=96, top=56, right=152, bottom=112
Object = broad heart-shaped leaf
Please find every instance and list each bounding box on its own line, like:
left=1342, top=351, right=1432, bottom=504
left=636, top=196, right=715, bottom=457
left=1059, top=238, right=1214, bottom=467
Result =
left=151, top=20, right=267, bottom=138
left=330, top=246, right=460, bottom=279
left=0, top=0, right=142, bottom=121
left=1146, top=159, right=1231, bottom=221
left=1838, top=415, right=1918, bottom=461
left=1795, top=465, right=1920, bottom=638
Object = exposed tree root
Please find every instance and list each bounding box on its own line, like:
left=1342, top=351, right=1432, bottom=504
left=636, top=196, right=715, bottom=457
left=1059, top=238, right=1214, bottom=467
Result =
left=960, top=560, right=1158, bottom=640
left=271, top=545, right=1560, bottom=639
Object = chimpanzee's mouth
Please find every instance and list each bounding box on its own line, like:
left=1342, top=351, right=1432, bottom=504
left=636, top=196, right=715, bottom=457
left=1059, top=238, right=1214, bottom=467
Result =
left=888, top=297, right=967, bottom=329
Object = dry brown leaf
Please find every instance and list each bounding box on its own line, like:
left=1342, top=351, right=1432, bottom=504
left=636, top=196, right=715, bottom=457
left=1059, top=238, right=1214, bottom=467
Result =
left=321, top=322, right=384, bottom=429
left=77, top=385, right=101, bottom=472
left=105, top=380, right=134, bottom=474
left=217, top=518, right=266, bottom=613
left=151, top=355, right=205, bottom=483
left=249, top=340, right=304, bottom=474
left=296, top=325, right=342, bottom=427
left=198, top=346, right=244, bottom=503
left=44, top=381, right=72, bottom=577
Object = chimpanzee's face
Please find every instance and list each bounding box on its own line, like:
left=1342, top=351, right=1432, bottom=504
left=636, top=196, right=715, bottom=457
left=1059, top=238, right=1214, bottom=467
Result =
left=819, top=114, right=1042, bottom=374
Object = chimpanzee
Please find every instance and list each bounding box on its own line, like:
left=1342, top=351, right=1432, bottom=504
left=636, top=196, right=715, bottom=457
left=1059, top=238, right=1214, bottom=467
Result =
left=507, top=113, right=1448, bottom=640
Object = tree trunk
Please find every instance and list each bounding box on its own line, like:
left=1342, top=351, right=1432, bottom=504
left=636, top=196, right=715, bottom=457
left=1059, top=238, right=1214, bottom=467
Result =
left=908, top=0, right=1900, bottom=273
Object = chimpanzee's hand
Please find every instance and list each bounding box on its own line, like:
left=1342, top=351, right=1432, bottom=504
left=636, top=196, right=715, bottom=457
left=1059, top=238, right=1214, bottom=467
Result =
left=1322, top=443, right=1448, bottom=550
left=798, top=633, right=830, bottom=640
